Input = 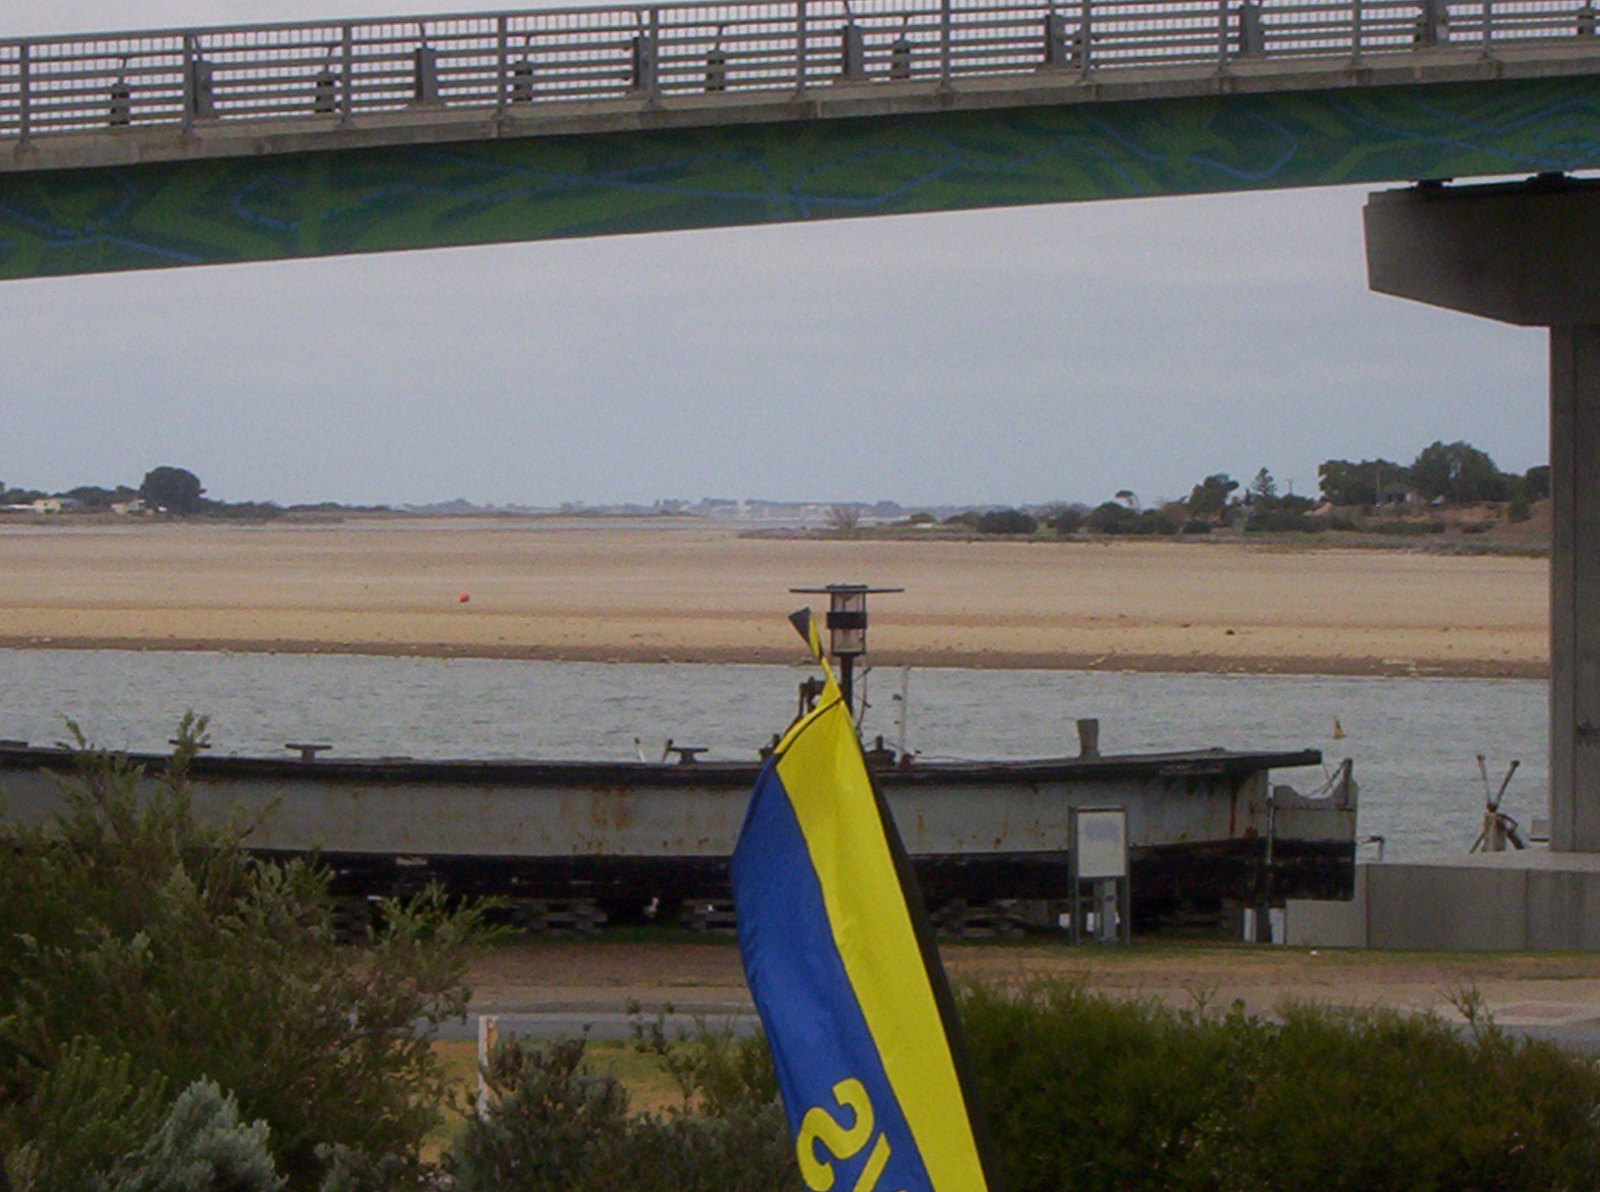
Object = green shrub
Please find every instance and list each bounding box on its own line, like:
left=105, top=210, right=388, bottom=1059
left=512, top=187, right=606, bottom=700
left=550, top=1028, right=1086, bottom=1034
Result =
left=959, top=981, right=1600, bottom=1192
left=1086, top=504, right=1180, bottom=536
left=1048, top=506, right=1086, bottom=535
left=1085, top=501, right=1135, bottom=534
left=1369, top=519, right=1448, bottom=536
left=110, top=1080, right=283, bottom=1192
left=0, top=719, right=484, bottom=1190
left=1187, top=1002, right=1600, bottom=1192
left=2, top=1037, right=169, bottom=1192
left=448, top=1036, right=631, bottom=1190
left=960, top=983, right=1238, bottom=1192
left=449, top=1029, right=797, bottom=1192
left=448, top=982, right=1600, bottom=1192
left=975, top=509, right=1038, bottom=535
left=1244, top=508, right=1320, bottom=533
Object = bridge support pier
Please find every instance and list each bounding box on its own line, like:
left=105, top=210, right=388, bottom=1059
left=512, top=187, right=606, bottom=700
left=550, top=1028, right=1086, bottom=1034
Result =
left=1365, top=178, right=1600, bottom=852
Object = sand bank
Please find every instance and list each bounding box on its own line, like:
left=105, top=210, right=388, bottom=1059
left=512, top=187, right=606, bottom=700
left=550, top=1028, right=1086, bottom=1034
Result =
left=0, top=519, right=1547, bottom=678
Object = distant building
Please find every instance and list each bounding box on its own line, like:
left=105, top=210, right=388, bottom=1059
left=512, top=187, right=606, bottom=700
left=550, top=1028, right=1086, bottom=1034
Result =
left=111, top=498, right=148, bottom=515
left=31, top=497, right=86, bottom=514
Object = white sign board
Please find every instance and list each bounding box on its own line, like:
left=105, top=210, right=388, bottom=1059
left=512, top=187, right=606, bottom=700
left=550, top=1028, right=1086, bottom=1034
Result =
left=1075, top=808, right=1128, bottom=880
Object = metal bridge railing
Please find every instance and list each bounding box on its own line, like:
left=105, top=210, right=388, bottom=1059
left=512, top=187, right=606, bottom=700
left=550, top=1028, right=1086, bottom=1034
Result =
left=0, top=0, right=1595, bottom=141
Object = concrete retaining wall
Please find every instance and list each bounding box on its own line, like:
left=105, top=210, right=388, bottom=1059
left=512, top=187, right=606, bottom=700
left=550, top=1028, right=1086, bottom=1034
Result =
left=1286, top=852, right=1600, bottom=950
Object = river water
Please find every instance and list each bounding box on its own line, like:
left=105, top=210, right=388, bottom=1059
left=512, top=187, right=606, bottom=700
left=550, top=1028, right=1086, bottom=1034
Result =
left=0, top=649, right=1546, bottom=861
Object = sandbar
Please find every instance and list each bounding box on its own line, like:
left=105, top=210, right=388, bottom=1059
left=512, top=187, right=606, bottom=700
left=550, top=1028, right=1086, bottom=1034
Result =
left=0, top=518, right=1547, bottom=678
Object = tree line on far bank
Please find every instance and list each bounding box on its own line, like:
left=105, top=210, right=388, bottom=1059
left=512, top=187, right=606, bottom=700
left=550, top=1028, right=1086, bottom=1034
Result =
left=0, top=467, right=377, bottom=520
left=903, top=440, right=1550, bottom=538
left=1, top=466, right=203, bottom=516
left=5, top=439, right=1546, bottom=531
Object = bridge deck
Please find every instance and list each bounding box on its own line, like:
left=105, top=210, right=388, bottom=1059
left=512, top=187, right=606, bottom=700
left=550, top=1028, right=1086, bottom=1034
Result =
left=6, top=0, right=1600, bottom=172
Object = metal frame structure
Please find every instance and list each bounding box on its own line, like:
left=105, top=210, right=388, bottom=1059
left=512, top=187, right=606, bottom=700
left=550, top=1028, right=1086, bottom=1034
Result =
left=1, top=0, right=1596, bottom=143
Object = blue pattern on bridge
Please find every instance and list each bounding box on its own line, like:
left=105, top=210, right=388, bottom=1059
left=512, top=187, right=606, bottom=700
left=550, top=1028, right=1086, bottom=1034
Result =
left=0, top=75, right=1597, bottom=277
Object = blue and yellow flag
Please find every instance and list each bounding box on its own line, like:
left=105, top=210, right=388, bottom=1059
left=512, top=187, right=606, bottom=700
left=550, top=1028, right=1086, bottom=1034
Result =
left=730, top=612, right=994, bottom=1192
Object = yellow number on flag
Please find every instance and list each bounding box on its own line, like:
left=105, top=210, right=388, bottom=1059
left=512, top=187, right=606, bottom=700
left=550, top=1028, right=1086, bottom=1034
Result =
left=850, top=1133, right=893, bottom=1192
left=797, top=1079, right=875, bottom=1191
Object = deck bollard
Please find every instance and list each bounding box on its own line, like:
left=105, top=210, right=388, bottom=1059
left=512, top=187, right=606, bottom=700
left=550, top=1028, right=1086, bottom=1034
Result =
left=629, top=32, right=657, bottom=92
left=1414, top=0, right=1450, bottom=44
left=189, top=55, right=215, bottom=119
left=840, top=21, right=866, bottom=78
left=1044, top=10, right=1072, bottom=67
left=1236, top=1, right=1265, bottom=57
left=511, top=56, right=535, bottom=102
left=109, top=77, right=132, bottom=126
left=889, top=31, right=913, bottom=78
left=414, top=40, right=440, bottom=103
left=313, top=63, right=338, bottom=114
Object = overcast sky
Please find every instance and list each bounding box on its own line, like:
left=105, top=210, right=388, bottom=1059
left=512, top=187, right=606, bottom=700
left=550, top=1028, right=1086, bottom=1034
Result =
left=0, top=0, right=1552, bottom=509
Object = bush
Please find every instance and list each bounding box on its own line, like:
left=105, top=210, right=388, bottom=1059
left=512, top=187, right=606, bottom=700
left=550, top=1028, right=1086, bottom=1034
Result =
left=1086, top=501, right=1136, bottom=534
left=111, top=1080, right=283, bottom=1192
left=1, top=1037, right=170, bottom=1192
left=449, top=1026, right=797, bottom=1192
left=1368, top=519, right=1448, bottom=536
left=448, top=1037, right=631, bottom=1190
left=1244, top=508, right=1320, bottom=533
left=1048, top=506, right=1086, bottom=535
left=961, top=983, right=1235, bottom=1192
left=975, top=508, right=1037, bottom=535
left=959, top=981, right=1600, bottom=1192
left=0, top=719, right=485, bottom=1190
left=205, top=501, right=285, bottom=521
left=1087, top=504, right=1180, bottom=536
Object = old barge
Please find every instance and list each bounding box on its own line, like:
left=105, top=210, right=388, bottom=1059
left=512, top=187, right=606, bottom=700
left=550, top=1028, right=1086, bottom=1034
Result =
left=0, top=733, right=1356, bottom=932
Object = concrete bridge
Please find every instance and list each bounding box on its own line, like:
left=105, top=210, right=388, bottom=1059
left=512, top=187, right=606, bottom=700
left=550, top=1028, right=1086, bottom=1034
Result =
left=3, top=0, right=1600, bottom=276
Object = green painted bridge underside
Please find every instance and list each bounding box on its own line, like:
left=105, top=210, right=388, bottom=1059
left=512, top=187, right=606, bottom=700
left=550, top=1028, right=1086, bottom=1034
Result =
left=6, top=75, right=1600, bottom=278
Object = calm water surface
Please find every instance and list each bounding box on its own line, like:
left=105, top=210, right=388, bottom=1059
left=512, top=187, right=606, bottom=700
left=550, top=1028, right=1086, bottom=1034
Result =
left=0, top=649, right=1547, bottom=861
